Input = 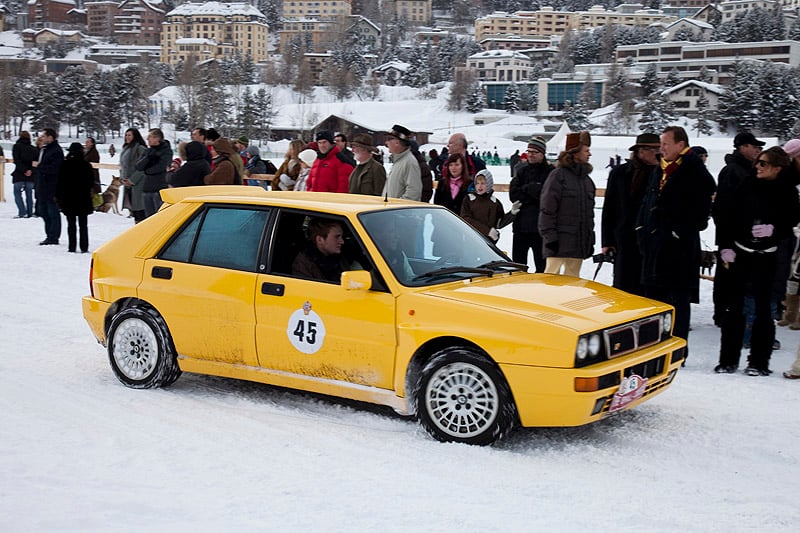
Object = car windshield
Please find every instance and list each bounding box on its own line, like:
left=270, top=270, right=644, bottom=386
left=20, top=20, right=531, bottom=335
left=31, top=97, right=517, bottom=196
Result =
left=360, top=207, right=522, bottom=286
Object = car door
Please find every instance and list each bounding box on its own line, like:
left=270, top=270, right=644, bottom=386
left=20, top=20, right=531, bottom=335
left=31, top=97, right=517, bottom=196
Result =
left=254, top=211, right=397, bottom=389
left=138, top=204, right=271, bottom=367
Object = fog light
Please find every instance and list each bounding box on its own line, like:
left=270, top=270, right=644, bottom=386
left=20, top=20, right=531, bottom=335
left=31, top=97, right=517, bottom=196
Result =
left=575, top=377, right=599, bottom=392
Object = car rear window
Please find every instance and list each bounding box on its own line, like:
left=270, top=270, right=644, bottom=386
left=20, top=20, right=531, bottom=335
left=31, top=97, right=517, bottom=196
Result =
left=160, top=206, right=269, bottom=272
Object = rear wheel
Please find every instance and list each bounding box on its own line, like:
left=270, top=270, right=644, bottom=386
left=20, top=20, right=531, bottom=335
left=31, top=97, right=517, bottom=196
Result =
left=416, top=347, right=517, bottom=445
left=107, top=306, right=181, bottom=389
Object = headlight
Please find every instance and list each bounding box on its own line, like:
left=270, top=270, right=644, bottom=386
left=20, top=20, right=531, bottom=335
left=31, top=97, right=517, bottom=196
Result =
left=576, top=337, right=588, bottom=360
left=662, top=312, right=673, bottom=334
left=588, top=333, right=602, bottom=356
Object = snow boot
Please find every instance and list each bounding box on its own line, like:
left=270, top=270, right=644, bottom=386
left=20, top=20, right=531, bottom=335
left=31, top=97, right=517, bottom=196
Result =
left=778, top=293, right=799, bottom=327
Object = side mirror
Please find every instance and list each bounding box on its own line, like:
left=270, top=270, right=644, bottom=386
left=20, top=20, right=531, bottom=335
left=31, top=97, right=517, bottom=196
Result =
left=341, top=270, right=372, bottom=291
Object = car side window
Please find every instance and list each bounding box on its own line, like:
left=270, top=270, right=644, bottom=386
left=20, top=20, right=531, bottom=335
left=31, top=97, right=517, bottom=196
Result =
left=269, top=210, right=388, bottom=291
left=160, top=206, right=270, bottom=272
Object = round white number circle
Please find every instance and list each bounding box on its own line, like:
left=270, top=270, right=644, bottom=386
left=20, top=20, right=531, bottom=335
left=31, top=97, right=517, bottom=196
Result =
left=287, top=307, right=326, bottom=354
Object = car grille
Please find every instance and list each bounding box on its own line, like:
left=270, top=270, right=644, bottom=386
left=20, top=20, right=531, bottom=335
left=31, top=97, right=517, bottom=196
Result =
left=604, top=316, right=662, bottom=359
left=594, top=356, right=676, bottom=415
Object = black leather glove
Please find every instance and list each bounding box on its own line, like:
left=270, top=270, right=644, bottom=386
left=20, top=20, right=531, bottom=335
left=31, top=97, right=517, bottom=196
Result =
left=546, top=241, right=559, bottom=254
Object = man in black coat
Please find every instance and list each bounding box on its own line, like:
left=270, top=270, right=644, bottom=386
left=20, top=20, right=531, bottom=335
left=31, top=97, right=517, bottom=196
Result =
left=34, top=128, right=64, bottom=245
left=637, top=126, right=716, bottom=361
left=711, top=132, right=765, bottom=326
left=509, top=136, right=553, bottom=272
left=601, top=133, right=660, bottom=296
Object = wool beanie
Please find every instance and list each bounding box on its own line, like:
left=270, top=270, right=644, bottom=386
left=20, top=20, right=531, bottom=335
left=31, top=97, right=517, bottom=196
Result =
left=783, top=138, right=800, bottom=159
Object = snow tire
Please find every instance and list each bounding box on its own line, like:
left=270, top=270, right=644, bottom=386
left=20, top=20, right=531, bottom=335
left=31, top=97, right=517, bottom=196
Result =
left=107, top=306, right=181, bottom=389
left=417, top=347, right=517, bottom=445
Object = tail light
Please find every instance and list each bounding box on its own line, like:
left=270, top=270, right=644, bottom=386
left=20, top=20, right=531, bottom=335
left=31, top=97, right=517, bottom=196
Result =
left=89, top=258, right=95, bottom=298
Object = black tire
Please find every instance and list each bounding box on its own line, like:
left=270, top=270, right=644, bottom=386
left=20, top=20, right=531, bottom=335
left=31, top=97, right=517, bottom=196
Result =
left=107, top=306, right=181, bottom=389
left=416, top=347, right=517, bottom=445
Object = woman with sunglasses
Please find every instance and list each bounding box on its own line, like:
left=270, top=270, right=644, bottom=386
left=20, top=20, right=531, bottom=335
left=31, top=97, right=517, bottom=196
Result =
left=715, top=146, right=800, bottom=376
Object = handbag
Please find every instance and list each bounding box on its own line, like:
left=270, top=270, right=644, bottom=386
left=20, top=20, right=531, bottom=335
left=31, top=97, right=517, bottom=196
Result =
left=92, top=193, right=103, bottom=209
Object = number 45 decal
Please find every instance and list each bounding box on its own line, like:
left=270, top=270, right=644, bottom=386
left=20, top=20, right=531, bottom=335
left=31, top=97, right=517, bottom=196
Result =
left=287, top=303, right=327, bottom=354
left=293, top=320, right=317, bottom=344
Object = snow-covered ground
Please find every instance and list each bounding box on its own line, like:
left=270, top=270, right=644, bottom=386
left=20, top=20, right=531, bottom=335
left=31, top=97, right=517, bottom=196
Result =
left=2, top=133, right=799, bottom=530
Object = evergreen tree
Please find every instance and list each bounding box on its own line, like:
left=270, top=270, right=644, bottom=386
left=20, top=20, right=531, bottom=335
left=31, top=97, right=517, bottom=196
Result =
left=253, top=87, right=274, bottom=141
left=447, top=72, right=474, bottom=111
left=638, top=93, right=675, bottom=134
left=641, top=63, right=659, bottom=95
left=562, top=99, right=590, bottom=131
left=518, top=83, right=537, bottom=112
left=466, top=82, right=485, bottom=113
left=503, top=83, right=520, bottom=114
left=665, top=67, right=681, bottom=90
left=694, top=93, right=714, bottom=136
left=717, top=60, right=759, bottom=132
left=697, top=66, right=713, bottom=84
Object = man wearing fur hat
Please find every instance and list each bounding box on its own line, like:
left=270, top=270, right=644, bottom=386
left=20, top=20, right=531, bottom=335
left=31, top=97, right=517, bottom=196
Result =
left=538, top=131, right=595, bottom=277
left=348, top=133, right=386, bottom=196
left=307, top=130, right=354, bottom=193
left=510, top=136, right=554, bottom=272
left=601, top=133, right=660, bottom=295
left=383, top=124, right=422, bottom=201
left=637, top=126, right=716, bottom=359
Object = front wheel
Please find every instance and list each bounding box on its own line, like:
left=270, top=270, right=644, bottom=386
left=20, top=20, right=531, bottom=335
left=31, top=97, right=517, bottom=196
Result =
left=107, top=306, right=181, bottom=389
left=416, top=347, right=517, bottom=445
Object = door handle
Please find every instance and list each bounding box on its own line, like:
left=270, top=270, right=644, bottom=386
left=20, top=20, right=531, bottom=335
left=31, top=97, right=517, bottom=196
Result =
left=261, top=282, right=284, bottom=296
left=151, top=266, right=173, bottom=280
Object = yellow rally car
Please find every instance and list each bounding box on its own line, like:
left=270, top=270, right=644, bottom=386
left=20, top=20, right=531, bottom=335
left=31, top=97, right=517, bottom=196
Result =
left=82, top=186, right=686, bottom=445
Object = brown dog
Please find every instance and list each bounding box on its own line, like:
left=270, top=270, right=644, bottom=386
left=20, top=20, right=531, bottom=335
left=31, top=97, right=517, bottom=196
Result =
left=96, top=176, right=122, bottom=214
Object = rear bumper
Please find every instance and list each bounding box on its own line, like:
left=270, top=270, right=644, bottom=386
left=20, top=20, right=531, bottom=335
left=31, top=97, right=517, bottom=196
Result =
left=82, top=296, right=111, bottom=345
left=500, top=337, right=686, bottom=427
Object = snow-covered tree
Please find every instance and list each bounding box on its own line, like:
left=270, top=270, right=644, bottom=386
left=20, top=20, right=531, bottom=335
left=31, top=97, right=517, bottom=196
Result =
left=562, top=99, right=590, bottom=131
left=694, top=94, right=714, bottom=136
left=640, top=63, right=659, bottom=95
left=466, top=82, right=485, bottom=113
left=503, top=83, right=520, bottom=114
left=638, top=93, right=675, bottom=134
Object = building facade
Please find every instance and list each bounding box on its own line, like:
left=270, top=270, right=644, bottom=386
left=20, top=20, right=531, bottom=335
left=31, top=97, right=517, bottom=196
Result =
left=27, top=0, right=77, bottom=29
left=467, top=50, right=532, bottom=83
left=281, top=0, right=351, bottom=19
left=391, top=0, right=431, bottom=25
left=474, top=6, right=676, bottom=41
left=85, top=0, right=166, bottom=45
left=161, top=2, right=269, bottom=65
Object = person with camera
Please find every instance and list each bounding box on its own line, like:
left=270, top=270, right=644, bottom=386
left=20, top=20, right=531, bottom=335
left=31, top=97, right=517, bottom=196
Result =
left=601, top=133, right=661, bottom=295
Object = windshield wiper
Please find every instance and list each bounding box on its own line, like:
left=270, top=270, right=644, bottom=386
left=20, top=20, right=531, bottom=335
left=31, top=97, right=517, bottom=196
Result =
left=478, top=260, right=529, bottom=272
left=412, top=266, right=495, bottom=281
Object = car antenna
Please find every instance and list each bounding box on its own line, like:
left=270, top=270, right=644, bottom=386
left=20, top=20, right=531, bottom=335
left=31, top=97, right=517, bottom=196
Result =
left=384, top=190, right=388, bottom=203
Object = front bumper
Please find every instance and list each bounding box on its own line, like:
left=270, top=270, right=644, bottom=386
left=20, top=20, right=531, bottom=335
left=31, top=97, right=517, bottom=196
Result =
left=500, top=336, right=686, bottom=427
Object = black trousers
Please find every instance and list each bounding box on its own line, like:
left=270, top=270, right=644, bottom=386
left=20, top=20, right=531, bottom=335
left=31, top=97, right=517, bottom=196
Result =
left=718, top=250, right=776, bottom=370
left=65, top=214, right=89, bottom=252
left=645, top=285, right=691, bottom=361
left=512, top=231, right=545, bottom=273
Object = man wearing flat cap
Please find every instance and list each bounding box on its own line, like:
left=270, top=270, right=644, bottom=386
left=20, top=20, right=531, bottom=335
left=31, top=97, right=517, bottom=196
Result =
left=711, top=131, right=765, bottom=326
left=509, top=136, right=554, bottom=272
left=383, top=124, right=422, bottom=201
left=539, top=130, right=595, bottom=277
left=348, top=133, right=386, bottom=196
left=601, top=133, right=660, bottom=295
left=307, top=129, right=354, bottom=193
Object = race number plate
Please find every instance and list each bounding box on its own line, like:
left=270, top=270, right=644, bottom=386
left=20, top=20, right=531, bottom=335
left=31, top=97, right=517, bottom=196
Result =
left=608, top=374, right=648, bottom=413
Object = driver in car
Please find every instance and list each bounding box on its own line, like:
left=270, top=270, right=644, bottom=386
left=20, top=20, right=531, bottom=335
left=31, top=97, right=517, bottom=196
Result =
left=292, top=218, right=358, bottom=282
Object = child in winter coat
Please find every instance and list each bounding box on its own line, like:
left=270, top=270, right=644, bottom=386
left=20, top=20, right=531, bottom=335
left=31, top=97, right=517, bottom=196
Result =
left=293, top=149, right=317, bottom=192
left=460, top=169, right=517, bottom=243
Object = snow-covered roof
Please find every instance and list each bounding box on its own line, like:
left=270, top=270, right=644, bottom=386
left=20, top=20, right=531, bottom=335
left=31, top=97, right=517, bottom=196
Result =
left=348, top=15, right=379, bottom=33
left=27, top=0, right=75, bottom=4
left=469, top=50, right=530, bottom=61
left=166, top=1, right=264, bottom=17
left=666, top=18, right=714, bottom=31
left=175, top=37, right=217, bottom=45
left=118, top=0, right=167, bottom=15
left=372, top=60, right=411, bottom=73
left=661, top=79, right=725, bottom=96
